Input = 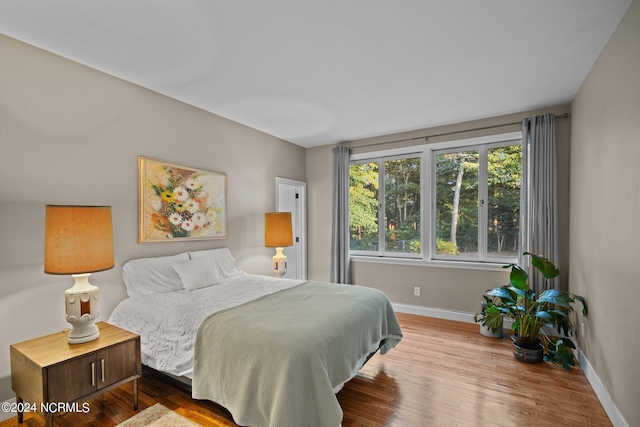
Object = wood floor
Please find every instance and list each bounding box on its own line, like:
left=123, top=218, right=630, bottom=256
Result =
left=1, top=313, right=612, bottom=426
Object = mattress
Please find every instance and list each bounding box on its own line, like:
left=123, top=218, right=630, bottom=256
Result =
left=108, top=273, right=304, bottom=378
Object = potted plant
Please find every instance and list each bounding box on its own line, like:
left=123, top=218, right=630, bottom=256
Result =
left=474, top=296, right=504, bottom=338
left=481, top=252, right=587, bottom=370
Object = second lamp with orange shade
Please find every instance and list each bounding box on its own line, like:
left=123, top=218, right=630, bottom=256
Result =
left=264, top=212, right=293, bottom=278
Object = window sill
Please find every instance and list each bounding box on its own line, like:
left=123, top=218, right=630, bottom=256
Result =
left=350, top=255, right=510, bottom=272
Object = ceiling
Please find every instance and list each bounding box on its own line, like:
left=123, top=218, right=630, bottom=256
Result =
left=0, top=1, right=632, bottom=148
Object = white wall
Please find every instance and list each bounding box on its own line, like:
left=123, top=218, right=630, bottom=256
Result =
left=0, top=34, right=305, bottom=400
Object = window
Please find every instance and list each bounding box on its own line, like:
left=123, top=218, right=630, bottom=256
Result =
left=433, top=142, right=522, bottom=262
left=349, top=161, right=379, bottom=252
left=349, top=132, right=522, bottom=265
left=349, top=155, right=421, bottom=257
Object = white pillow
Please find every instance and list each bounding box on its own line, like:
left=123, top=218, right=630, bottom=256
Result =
left=172, top=258, right=221, bottom=291
left=189, top=248, right=243, bottom=279
left=122, top=252, right=189, bottom=297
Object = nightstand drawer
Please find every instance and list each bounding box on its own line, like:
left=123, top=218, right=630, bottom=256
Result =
left=47, top=354, right=96, bottom=403
left=97, top=339, right=139, bottom=389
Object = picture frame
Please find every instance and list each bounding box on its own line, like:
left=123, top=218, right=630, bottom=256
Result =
left=138, top=156, right=227, bottom=243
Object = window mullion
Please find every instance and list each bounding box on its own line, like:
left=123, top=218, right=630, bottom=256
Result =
left=378, top=159, right=385, bottom=256
left=478, top=145, right=488, bottom=262
left=422, top=150, right=429, bottom=260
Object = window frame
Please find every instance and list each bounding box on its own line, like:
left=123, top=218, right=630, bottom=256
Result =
left=349, top=131, right=522, bottom=268
left=349, top=152, right=423, bottom=259
left=430, top=139, right=523, bottom=264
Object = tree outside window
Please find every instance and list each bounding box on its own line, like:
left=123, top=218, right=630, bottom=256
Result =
left=384, top=158, right=420, bottom=254
left=348, top=134, right=521, bottom=264
left=434, top=143, right=521, bottom=261
left=349, top=157, right=421, bottom=256
left=349, top=162, right=379, bottom=251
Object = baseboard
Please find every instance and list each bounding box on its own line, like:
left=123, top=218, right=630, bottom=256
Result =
left=392, top=302, right=475, bottom=323
left=392, top=303, right=626, bottom=427
left=576, top=348, right=629, bottom=427
left=0, top=397, right=16, bottom=422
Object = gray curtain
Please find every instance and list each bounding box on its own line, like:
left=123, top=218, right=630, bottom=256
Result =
left=330, top=146, right=351, bottom=284
left=520, top=113, right=559, bottom=293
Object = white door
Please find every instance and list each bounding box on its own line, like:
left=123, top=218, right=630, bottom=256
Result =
left=276, top=177, right=307, bottom=280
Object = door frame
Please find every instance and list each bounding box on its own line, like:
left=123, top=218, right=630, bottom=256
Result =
left=276, top=177, right=307, bottom=280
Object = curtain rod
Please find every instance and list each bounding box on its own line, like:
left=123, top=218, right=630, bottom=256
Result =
left=351, top=113, right=569, bottom=149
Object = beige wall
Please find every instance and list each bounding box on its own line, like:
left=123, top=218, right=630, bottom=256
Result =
left=307, top=105, right=571, bottom=314
left=0, top=35, right=305, bottom=400
left=306, top=144, right=334, bottom=280
left=2, top=2, right=637, bottom=421
left=570, top=1, right=640, bottom=425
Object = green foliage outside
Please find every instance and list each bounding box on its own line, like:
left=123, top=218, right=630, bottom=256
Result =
left=436, top=145, right=521, bottom=257
left=349, top=144, right=521, bottom=258
left=349, top=158, right=420, bottom=254
left=349, top=162, right=379, bottom=251
left=384, top=158, right=420, bottom=253
left=487, top=145, right=522, bottom=256
left=435, top=151, right=479, bottom=254
left=436, top=238, right=458, bottom=255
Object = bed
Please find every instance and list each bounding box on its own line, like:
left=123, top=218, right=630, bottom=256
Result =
left=108, top=248, right=402, bottom=427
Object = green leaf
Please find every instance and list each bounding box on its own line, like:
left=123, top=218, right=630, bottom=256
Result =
left=548, top=308, right=568, bottom=316
left=496, top=307, right=512, bottom=315
left=534, top=311, right=554, bottom=323
left=151, top=184, right=164, bottom=198
left=486, top=286, right=516, bottom=303
left=525, top=252, right=560, bottom=280
left=537, top=289, right=572, bottom=309
left=509, top=264, right=529, bottom=291
left=547, top=338, right=577, bottom=370
left=557, top=338, right=576, bottom=349
left=482, top=306, right=503, bottom=332
left=511, top=286, right=528, bottom=299
left=573, top=294, right=589, bottom=317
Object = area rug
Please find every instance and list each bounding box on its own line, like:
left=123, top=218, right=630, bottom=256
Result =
left=116, top=403, right=201, bottom=427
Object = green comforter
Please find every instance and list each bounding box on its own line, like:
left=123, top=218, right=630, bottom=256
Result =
left=192, top=281, right=402, bottom=427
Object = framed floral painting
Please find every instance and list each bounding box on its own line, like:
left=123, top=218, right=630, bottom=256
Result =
left=138, top=156, right=227, bottom=242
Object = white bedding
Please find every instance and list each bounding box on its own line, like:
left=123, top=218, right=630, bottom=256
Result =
left=108, top=273, right=304, bottom=378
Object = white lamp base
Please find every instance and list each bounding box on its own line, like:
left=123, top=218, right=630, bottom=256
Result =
left=272, top=247, right=288, bottom=278
left=67, top=320, right=100, bottom=344
left=65, top=273, right=100, bottom=344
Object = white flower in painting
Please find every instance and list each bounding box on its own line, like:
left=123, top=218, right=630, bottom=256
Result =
left=186, top=199, right=200, bottom=213
left=169, top=213, right=182, bottom=225
left=192, top=212, right=206, bottom=227
left=181, top=220, right=195, bottom=231
left=185, top=178, right=200, bottom=191
left=173, top=186, right=189, bottom=202
left=206, top=210, right=217, bottom=223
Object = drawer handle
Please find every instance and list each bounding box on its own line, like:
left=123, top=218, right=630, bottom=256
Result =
left=91, top=362, right=96, bottom=387
left=101, top=358, right=105, bottom=383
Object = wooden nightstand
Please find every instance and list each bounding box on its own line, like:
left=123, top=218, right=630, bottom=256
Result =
left=10, top=322, right=141, bottom=427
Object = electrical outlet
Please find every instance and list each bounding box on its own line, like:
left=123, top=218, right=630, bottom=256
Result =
left=414, top=286, right=421, bottom=296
